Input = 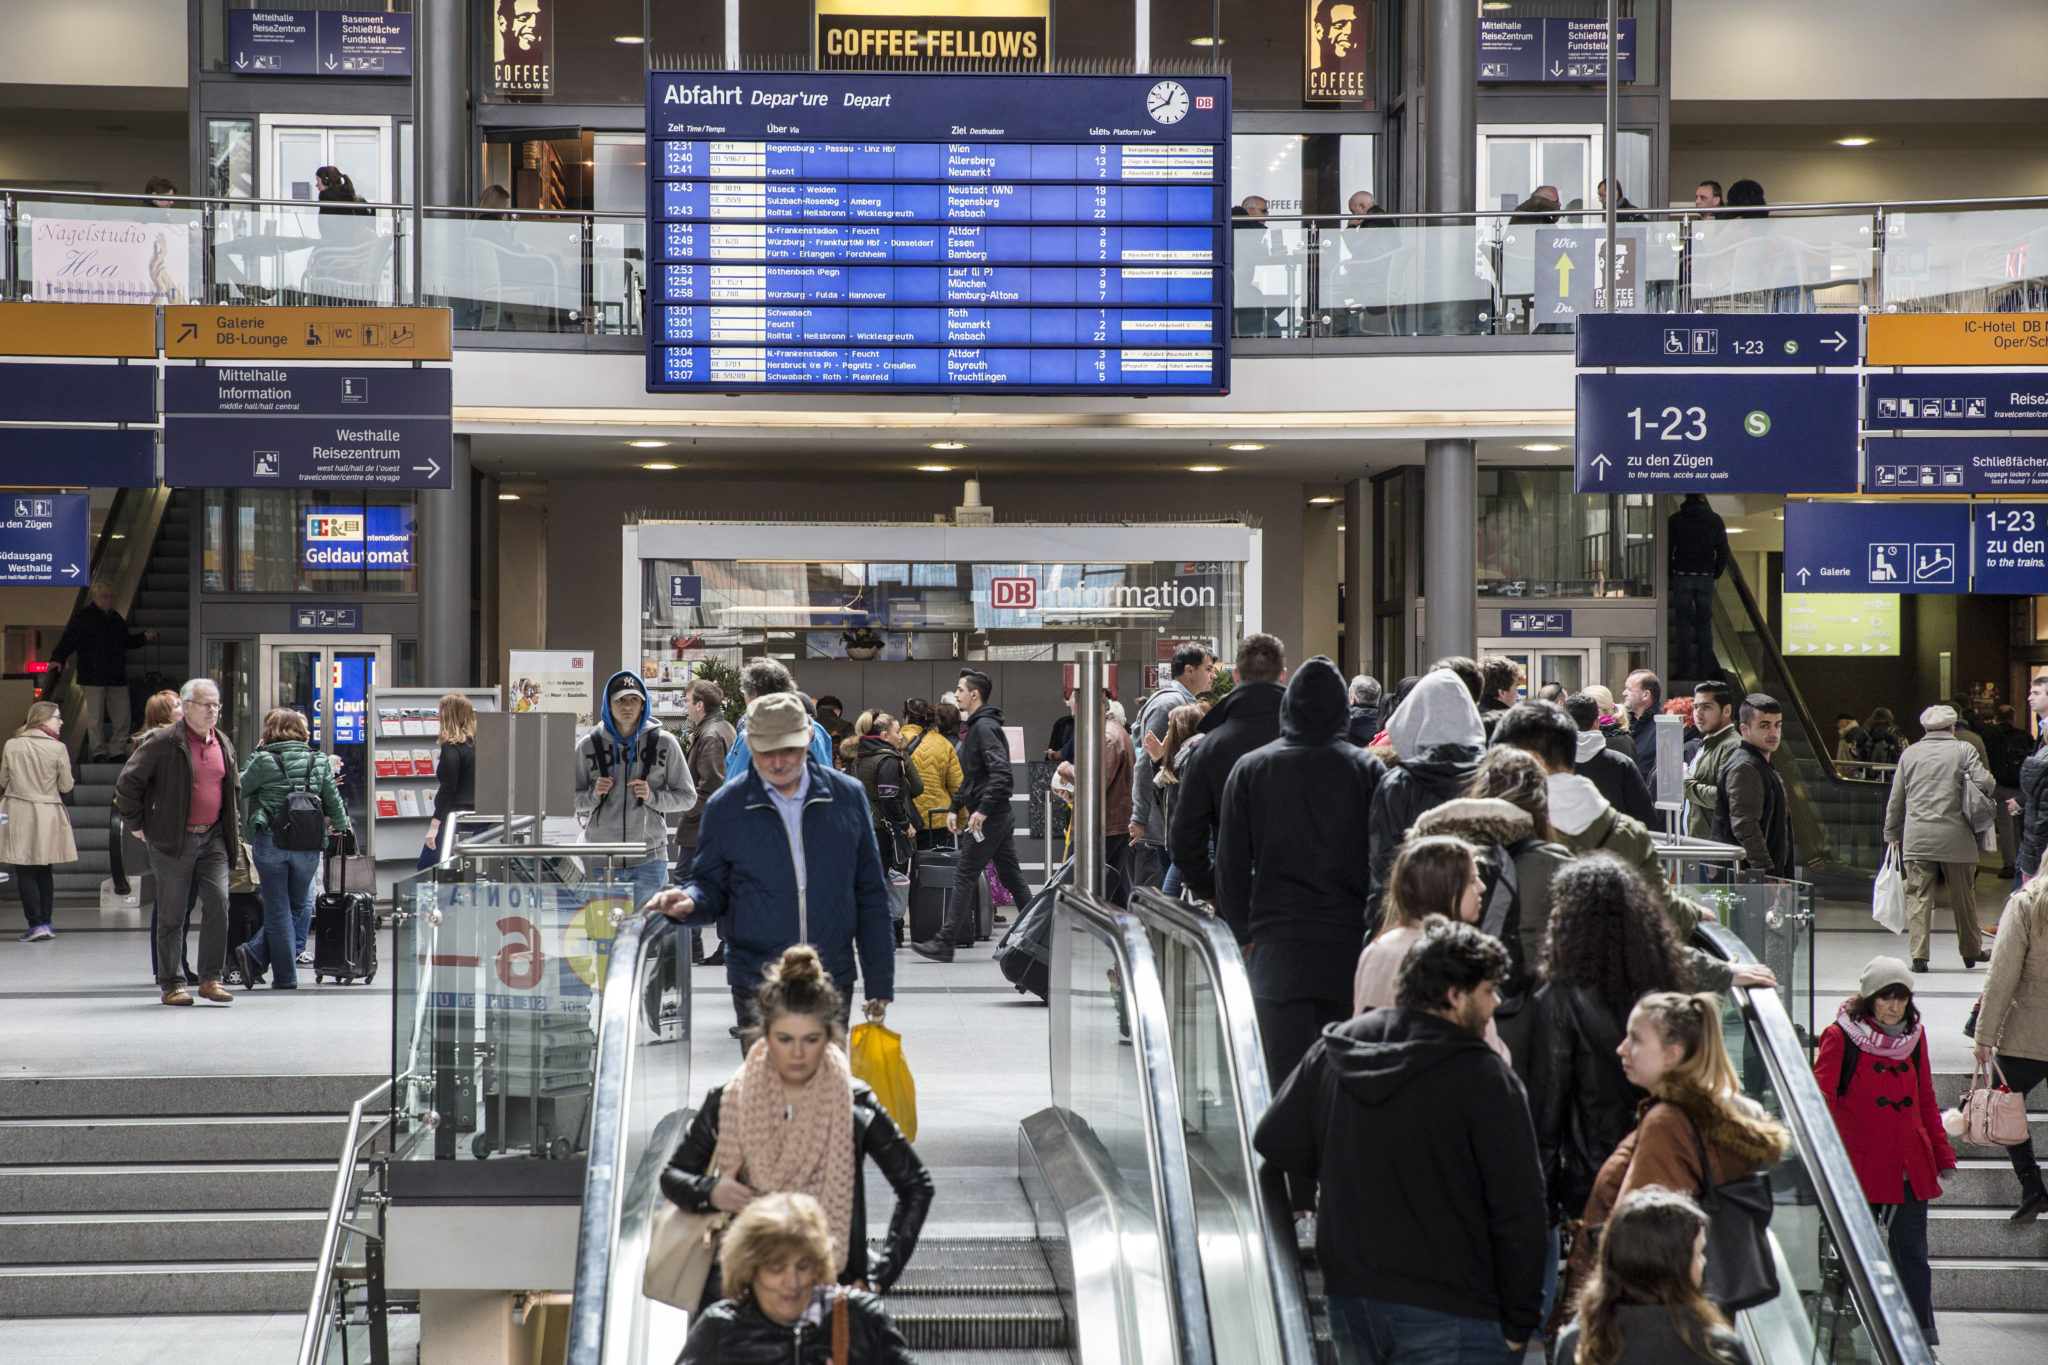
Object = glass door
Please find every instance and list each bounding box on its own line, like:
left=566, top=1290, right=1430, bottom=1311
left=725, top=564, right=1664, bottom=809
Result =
left=1478, top=128, right=1599, bottom=215
left=259, top=636, right=393, bottom=850
left=1479, top=640, right=1599, bottom=701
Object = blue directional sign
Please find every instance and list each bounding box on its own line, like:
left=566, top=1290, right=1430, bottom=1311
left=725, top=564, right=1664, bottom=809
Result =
left=668, top=574, right=703, bottom=608
left=1574, top=373, right=1859, bottom=493
left=294, top=605, right=363, bottom=633
left=1478, top=18, right=1635, bottom=83
left=1502, top=609, right=1572, bottom=637
left=0, top=429, right=155, bottom=487
left=229, top=10, right=411, bottom=77
left=165, top=416, right=451, bottom=488
left=0, top=363, right=156, bottom=423
left=1867, top=372, right=2048, bottom=431
left=1575, top=314, right=1859, bottom=369
left=165, top=366, right=449, bottom=417
left=0, top=493, right=89, bottom=586
left=1784, top=502, right=1971, bottom=595
left=1975, top=504, right=2048, bottom=594
left=228, top=9, right=316, bottom=75
left=1864, top=436, right=2048, bottom=494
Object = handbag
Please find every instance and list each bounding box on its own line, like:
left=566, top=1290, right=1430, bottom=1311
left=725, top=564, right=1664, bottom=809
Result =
left=1962, top=761, right=1998, bottom=839
left=229, top=839, right=260, bottom=894
left=642, top=1199, right=729, bottom=1311
left=1872, top=844, right=1908, bottom=935
left=848, top=1021, right=918, bottom=1142
left=1682, top=1110, right=1780, bottom=1312
left=1962, top=1056, right=2032, bottom=1146
left=831, top=1287, right=849, bottom=1365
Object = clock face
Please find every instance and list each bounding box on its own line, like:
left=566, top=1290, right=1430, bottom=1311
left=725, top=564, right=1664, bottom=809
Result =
left=1147, top=80, right=1190, bottom=125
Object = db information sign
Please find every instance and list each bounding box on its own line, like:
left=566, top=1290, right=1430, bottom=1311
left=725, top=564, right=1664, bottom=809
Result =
left=990, top=576, right=1038, bottom=609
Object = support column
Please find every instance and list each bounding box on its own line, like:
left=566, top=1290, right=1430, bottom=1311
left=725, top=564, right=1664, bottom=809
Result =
left=420, top=436, right=473, bottom=686
left=1423, top=439, right=1476, bottom=663
left=420, top=0, right=467, bottom=208
left=1341, top=477, right=1372, bottom=679
left=1422, top=0, right=1476, bottom=213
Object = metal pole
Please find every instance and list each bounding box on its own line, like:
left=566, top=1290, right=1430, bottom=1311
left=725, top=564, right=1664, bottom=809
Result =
left=1422, top=439, right=1478, bottom=662
left=1074, top=650, right=1105, bottom=899
left=1602, top=0, right=1617, bottom=312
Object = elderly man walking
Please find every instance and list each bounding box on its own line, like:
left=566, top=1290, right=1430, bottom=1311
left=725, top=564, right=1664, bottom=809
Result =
left=1886, top=703, right=1996, bottom=973
left=114, top=679, right=245, bottom=1006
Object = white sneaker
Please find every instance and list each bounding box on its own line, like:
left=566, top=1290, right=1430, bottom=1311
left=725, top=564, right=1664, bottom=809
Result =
left=295, top=951, right=314, bottom=965
left=1294, top=1213, right=1316, bottom=1251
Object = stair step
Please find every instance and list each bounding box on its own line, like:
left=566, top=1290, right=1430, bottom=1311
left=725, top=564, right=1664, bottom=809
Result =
left=0, top=1073, right=386, bottom=1119
left=1927, top=1207, right=2048, bottom=1258
left=916, top=1353, right=1073, bottom=1365
left=1925, top=1159, right=2042, bottom=1206
left=0, top=1116, right=351, bottom=1165
left=886, top=1294, right=1068, bottom=1351
left=1931, top=1257, right=2048, bottom=1311
left=0, top=1210, right=327, bottom=1266
left=0, top=1260, right=314, bottom=1316
left=0, top=1164, right=338, bottom=1216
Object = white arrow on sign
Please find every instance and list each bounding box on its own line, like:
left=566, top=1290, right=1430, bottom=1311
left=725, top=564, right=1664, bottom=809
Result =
left=1797, top=567, right=1811, bottom=584
left=1823, top=330, right=1849, bottom=352
left=62, top=563, right=80, bottom=579
left=325, top=54, right=337, bottom=70
left=235, top=52, right=248, bottom=69
left=1589, top=453, right=1611, bottom=481
left=1550, top=62, right=1563, bottom=77
left=412, top=457, right=442, bottom=479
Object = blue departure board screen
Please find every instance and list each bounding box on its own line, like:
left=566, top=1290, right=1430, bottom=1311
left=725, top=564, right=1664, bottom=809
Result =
left=645, top=72, right=1230, bottom=395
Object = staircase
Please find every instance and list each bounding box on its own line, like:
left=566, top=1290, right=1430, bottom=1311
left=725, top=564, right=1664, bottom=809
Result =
left=884, top=1237, right=1069, bottom=1363
left=0, top=1072, right=380, bottom=1317
left=1930, top=1070, right=2048, bottom=1312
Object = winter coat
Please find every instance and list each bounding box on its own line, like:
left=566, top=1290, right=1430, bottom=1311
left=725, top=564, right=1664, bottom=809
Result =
left=430, top=739, right=475, bottom=823
left=1885, top=731, right=1994, bottom=865
left=1131, top=681, right=1196, bottom=843
left=898, top=724, right=962, bottom=832
left=1368, top=670, right=1486, bottom=926
left=113, top=722, right=245, bottom=860
left=48, top=604, right=146, bottom=687
left=238, top=740, right=349, bottom=840
left=1410, top=797, right=1570, bottom=1009
left=950, top=703, right=1015, bottom=821
left=1977, top=886, right=2048, bottom=1062
left=1254, top=1006, right=1549, bottom=1342
left=678, top=1289, right=914, bottom=1365
left=681, top=755, right=894, bottom=1003
left=1986, top=722, right=2032, bottom=789
left=0, top=731, right=75, bottom=866
left=1668, top=497, right=1733, bottom=579
left=725, top=715, right=835, bottom=782
left=1167, top=680, right=1285, bottom=902
left=1214, top=658, right=1385, bottom=952
left=1346, top=703, right=1380, bottom=747
left=662, top=1079, right=933, bottom=1293
left=1815, top=1015, right=1953, bottom=1204
left=1527, top=983, right=1643, bottom=1219
left=2017, top=743, right=2048, bottom=877
left=1555, top=1305, right=1751, bottom=1365
left=848, top=735, right=922, bottom=842
left=1628, top=709, right=1660, bottom=785
left=1577, top=730, right=1655, bottom=827
left=1863, top=723, right=1906, bottom=765
left=678, top=716, right=734, bottom=848
left=574, top=670, right=695, bottom=864
left=1714, top=742, right=1793, bottom=878
left=1547, top=773, right=1725, bottom=979
left=1685, top=723, right=1743, bottom=840
left=1103, top=716, right=1135, bottom=834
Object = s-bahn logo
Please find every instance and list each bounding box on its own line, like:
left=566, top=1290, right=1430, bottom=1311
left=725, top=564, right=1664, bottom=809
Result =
left=991, top=576, right=1038, bottom=609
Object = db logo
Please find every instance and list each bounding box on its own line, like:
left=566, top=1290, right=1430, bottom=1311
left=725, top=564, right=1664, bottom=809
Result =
left=991, top=577, right=1038, bottom=609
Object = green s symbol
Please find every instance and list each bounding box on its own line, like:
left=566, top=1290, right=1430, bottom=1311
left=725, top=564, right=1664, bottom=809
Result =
left=1744, top=410, right=1772, bottom=437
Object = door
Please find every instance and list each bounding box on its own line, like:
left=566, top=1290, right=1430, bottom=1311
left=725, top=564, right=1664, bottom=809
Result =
left=249, top=116, right=394, bottom=302
left=1478, top=126, right=1600, bottom=215
left=1479, top=639, right=1600, bottom=701
left=259, top=635, right=392, bottom=853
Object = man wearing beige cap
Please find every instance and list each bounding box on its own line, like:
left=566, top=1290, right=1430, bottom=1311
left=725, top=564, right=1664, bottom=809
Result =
left=1885, top=703, right=1995, bottom=972
left=649, top=692, right=893, bottom=1038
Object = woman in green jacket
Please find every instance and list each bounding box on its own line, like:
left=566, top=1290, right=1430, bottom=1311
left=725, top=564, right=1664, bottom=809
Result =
left=233, top=708, right=350, bottom=990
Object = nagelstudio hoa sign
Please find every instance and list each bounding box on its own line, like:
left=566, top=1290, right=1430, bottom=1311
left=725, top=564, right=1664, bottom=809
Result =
left=816, top=0, right=1049, bottom=70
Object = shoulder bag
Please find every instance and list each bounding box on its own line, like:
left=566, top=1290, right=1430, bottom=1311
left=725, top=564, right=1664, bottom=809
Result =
left=641, top=1199, right=729, bottom=1312
left=1962, top=1056, right=2032, bottom=1147
left=1682, top=1109, right=1780, bottom=1312
left=1961, top=754, right=1998, bottom=848
left=831, top=1286, right=850, bottom=1365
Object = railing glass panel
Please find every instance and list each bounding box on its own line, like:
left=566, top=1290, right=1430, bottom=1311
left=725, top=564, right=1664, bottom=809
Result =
left=1883, top=207, right=2048, bottom=314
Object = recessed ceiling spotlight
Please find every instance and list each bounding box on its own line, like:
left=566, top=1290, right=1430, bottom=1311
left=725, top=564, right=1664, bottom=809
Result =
left=1308, top=496, right=1339, bottom=505
left=615, top=34, right=646, bottom=44
left=629, top=439, right=669, bottom=448
left=641, top=462, right=679, bottom=471
left=1188, top=36, right=1223, bottom=47
left=1521, top=442, right=1564, bottom=452
left=1836, top=137, right=1873, bottom=147
left=929, top=440, right=967, bottom=450
left=1227, top=442, right=1265, bottom=452
left=1189, top=464, right=1225, bottom=473
left=917, top=464, right=953, bottom=473
left=498, top=492, right=520, bottom=501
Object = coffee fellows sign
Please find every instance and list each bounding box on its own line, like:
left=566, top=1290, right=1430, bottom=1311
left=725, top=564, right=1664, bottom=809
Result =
left=816, top=0, right=1050, bottom=71
left=492, top=0, right=551, bottom=96
left=1306, top=0, right=1373, bottom=103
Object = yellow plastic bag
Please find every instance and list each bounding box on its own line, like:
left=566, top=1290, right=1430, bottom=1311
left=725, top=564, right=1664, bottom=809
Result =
left=847, top=1021, right=917, bottom=1142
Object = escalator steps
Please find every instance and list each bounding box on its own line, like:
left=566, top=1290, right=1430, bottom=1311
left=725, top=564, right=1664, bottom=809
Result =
left=886, top=1239, right=1068, bottom=1351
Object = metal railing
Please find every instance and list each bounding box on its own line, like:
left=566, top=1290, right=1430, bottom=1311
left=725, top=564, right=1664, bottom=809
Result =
left=298, top=1074, right=406, bottom=1365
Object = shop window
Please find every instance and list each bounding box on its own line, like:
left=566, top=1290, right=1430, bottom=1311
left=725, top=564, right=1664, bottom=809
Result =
left=200, top=490, right=421, bottom=595
left=1476, top=470, right=1652, bottom=598
left=207, top=120, right=255, bottom=200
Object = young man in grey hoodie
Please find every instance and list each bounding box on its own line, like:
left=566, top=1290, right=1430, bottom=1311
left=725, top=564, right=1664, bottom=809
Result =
left=1366, top=668, right=1485, bottom=928
left=575, top=670, right=695, bottom=908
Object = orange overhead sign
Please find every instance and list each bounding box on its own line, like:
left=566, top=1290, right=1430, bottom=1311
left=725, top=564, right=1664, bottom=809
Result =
left=1866, top=314, right=2048, bottom=367
left=164, top=306, right=452, bottom=361
left=0, top=302, right=157, bottom=358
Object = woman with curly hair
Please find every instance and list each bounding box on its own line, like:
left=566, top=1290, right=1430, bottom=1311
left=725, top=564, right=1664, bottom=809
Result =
left=1554, top=1187, right=1750, bottom=1365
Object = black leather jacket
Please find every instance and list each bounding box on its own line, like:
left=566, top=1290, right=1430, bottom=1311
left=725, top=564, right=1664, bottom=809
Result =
left=1526, top=982, right=1647, bottom=1220
left=679, top=1288, right=914, bottom=1365
left=660, top=1080, right=933, bottom=1292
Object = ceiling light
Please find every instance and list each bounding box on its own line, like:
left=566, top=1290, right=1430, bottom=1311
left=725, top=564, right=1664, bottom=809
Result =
left=615, top=34, right=646, bottom=44
left=1226, top=442, right=1264, bottom=452
left=498, top=493, right=520, bottom=501
left=1189, top=464, right=1225, bottom=473
left=1521, top=442, right=1564, bottom=452
left=1483, top=1, right=1513, bottom=9
left=1308, top=496, right=1339, bottom=505
left=916, top=464, right=953, bottom=473
left=928, top=440, right=967, bottom=450
left=641, top=462, right=679, bottom=471
left=1725, top=527, right=1746, bottom=534
left=1188, top=36, right=1223, bottom=47
left=1836, top=137, right=1873, bottom=147
left=629, top=439, right=669, bottom=448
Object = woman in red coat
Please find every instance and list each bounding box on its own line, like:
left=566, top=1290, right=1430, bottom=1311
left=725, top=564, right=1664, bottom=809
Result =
left=1815, top=956, right=1953, bottom=1347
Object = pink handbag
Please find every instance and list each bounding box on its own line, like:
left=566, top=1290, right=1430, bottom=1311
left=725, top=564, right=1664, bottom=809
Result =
left=1964, top=1058, right=2032, bottom=1147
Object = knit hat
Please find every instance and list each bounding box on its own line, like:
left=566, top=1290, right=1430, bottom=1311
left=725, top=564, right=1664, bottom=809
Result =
left=1858, top=956, right=1914, bottom=1000
left=1919, top=704, right=1957, bottom=731
left=746, top=693, right=813, bottom=753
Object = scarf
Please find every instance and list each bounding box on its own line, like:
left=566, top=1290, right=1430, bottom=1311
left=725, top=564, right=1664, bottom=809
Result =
left=1834, top=999, right=1922, bottom=1062
left=710, top=1038, right=858, bottom=1274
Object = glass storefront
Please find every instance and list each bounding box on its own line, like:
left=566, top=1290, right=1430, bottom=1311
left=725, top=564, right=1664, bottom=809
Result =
left=1477, top=470, right=1653, bottom=599
left=201, top=489, right=421, bottom=594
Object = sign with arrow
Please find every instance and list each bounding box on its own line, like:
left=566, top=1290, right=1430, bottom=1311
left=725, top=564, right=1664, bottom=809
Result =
left=1781, top=593, right=1899, bottom=656
left=1536, top=228, right=1644, bottom=323
left=1575, top=313, right=1860, bottom=369
left=164, top=416, right=451, bottom=489
left=1784, top=501, right=1971, bottom=595
left=0, top=493, right=89, bottom=586
left=228, top=10, right=410, bottom=77
left=1477, top=17, right=1635, bottom=82
left=1574, top=372, right=1859, bottom=493
left=165, top=306, right=452, bottom=361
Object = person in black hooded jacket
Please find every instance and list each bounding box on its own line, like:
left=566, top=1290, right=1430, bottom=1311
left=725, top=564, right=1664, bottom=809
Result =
left=1216, top=656, right=1386, bottom=1136
left=911, top=668, right=1033, bottom=961
left=1366, top=668, right=1487, bottom=928
left=1168, top=633, right=1288, bottom=904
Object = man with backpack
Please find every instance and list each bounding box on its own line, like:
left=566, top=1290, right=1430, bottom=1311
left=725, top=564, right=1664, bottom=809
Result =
left=230, top=708, right=351, bottom=991
left=575, top=670, right=695, bottom=909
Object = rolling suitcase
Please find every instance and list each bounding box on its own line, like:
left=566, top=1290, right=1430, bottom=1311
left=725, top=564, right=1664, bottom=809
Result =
left=313, top=835, right=378, bottom=985
left=996, top=860, right=1069, bottom=1001
left=908, top=835, right=994, bottom=944
left=222, top=892, right=265, bottom=986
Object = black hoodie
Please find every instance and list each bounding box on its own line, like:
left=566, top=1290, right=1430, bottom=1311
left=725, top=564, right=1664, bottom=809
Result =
left=1167, top=678, right=1286, bottom=901
left=1254, top=1007, right=1549, bottom=1341
left=950, top=703, right=1013, bottom=821
left=1214, top=657, right=1385, bottom=952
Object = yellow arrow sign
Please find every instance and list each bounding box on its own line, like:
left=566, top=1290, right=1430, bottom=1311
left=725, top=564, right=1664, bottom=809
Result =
left=1555, top=253, right=1575, bottom=295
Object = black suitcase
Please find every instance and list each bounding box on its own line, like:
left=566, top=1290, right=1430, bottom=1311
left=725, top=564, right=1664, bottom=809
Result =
left=996, top=861, right=1068, bottom=1001
left=223, top=892, right=265, bottom=985
left=909, top=838, right=994, bottom=944
left=312, top=838, right=378, bottom=984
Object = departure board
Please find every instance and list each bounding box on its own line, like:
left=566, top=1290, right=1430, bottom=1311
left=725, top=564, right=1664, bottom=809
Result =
left=645, top=72, right=1230, bottom=395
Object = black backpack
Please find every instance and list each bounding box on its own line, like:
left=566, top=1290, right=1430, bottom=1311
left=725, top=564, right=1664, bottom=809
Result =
left=266, top=750, right=328, bottom=851
left=1835, top=1033, right=1921, bottom=1097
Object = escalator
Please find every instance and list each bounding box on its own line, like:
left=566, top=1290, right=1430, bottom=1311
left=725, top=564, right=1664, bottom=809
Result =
left=1710, top=556, right=1893, bottom=898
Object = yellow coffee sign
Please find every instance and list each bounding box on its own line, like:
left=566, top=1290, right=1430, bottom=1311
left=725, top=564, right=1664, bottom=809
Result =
left=816, top=0, right=1048, bottom=68
left=1866, top=314, right=2048, bottom=367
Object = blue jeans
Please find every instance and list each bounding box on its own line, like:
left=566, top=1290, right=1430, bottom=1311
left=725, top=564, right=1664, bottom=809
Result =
left=1162, top=861, right=1184, bottom=897
left=1327, top=1297, right=1517, bottom=1365
left=1875, top=1179, right=1936, bottom=1343
left=245, top=829, right=320, bottom=988
left=623, top=857, right=669, bottom=910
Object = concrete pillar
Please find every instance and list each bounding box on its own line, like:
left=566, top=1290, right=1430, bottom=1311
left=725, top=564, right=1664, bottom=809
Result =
left=1341, top=477, right=1372, bottom=678
left=1423, top=0, right=1476, bottom=213
left=420, top=436, right=473, bottom=686
left=420, top=0, right=467, bottom=208
left=1423, top=439, right=1476, bottom=663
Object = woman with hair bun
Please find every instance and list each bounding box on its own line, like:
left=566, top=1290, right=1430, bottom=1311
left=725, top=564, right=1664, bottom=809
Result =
left=1554, top=1187, right=1751, bottom=1365
left=661, top=945, right=932, bottom=1295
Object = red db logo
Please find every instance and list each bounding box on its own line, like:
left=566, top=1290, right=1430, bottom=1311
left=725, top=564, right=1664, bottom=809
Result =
left=991, top=577, right=1038, bottom=609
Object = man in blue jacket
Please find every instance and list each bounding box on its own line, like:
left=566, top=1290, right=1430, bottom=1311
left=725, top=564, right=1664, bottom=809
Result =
left=651, top=692, right=893, bottom=1038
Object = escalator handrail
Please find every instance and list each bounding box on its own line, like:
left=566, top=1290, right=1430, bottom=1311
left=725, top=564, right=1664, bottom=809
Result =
left=1057, top=887, right=1218, bottom=1365
left=565, top=908, right=672, bottom=1365
left=1693, top=921, right=1935, bottom=1365
left=1125, top=887, right=1319, bottom=1365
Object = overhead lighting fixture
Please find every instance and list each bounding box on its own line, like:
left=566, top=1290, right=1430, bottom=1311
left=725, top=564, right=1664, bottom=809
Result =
left=615, top=34, right=646, bottom=44
left=1189, top=464, right=1225, bottom=473
left=928, top=440, right=967, bottom=450
left=1226, top=442, right=1264, bottom=452
left=916, top=464, right=953, bottom=473
left=1836, top=137, right=1873, bottom=147
left=1521, top=442, right=1564, bottom=452
left=1483, top=1, right=1513, bottom=9
left=498, top=493, right=520, bottom=501
left=1188, top=35, right=1223, bottom=46
left=1308, top=496, right=1339, bottom=505
left=629, top=439, right=669, bottom=448
left=641, top=462, right=679, bottom=471
left=1725, top=527, right=1747, bottom=535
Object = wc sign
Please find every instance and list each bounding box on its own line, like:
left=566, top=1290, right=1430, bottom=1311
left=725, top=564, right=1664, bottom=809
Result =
left=991, top=576, right=1038, bottom=609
